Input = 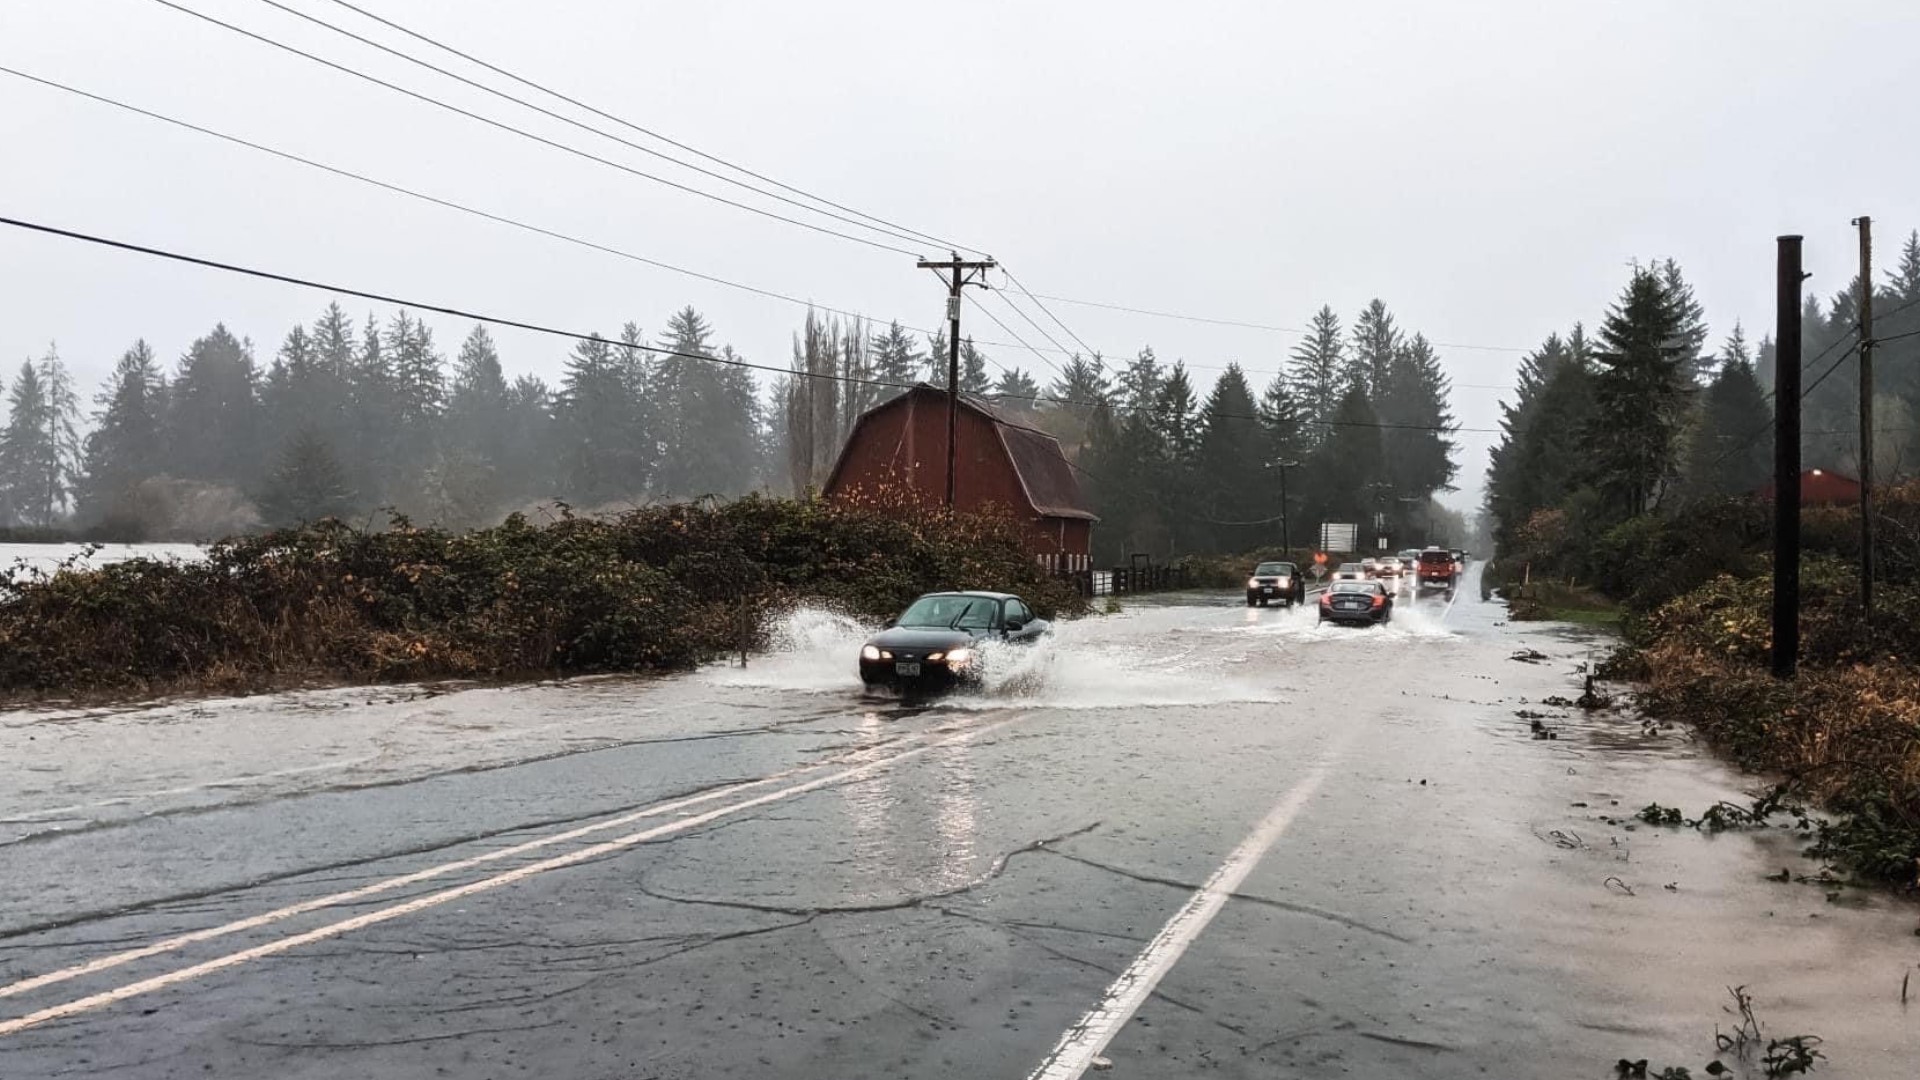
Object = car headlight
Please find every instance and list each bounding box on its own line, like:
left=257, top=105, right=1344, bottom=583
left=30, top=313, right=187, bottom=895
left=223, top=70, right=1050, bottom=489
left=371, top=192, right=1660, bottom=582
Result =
left=1247, top=577, right=1260, bottom=588
left=861, top=645, right=880, bottom=661
left=945, top=647, right=973, bottom=666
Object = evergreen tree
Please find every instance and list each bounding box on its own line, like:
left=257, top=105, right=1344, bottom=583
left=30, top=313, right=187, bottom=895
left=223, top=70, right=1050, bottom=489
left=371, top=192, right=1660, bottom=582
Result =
left=1306, top=382, right=1388, bottom=535
left=960, top=338, right=992, bottom=395
left=1659, top=259, right=1711, bottom=385
left=925, top=326, right=950, bottom=385
left=1585, top=265, right=1700, bottom=518
left=870, top=320, right=925, bottom=389
left=1680, top=332, right=1771, bottom=499
left=386, top=311, right=446, bottom=474
left=1116, top=347, right=1162, bottom=411
left=346, top=314, right=398, bottom=503
left=1258, top=371, right=1308, bottom=547
left=1288, top=305, right=1345, bottom=447
left=80, top=339, right=166, bottom=522
left=991, top=367, right=1042, bottom=404
left=1042, top=353, right=1112, bottom=454
left=1349, top=299, right=1402, bottom=398
left=1375, top=333, right=1458, bottom=538
left=1152, top=362, right=1200, bottom=461
left=653, top=307, right=755, bottom=497
left=1193, top=365, right=1267, bottom=551
left=499, top=374, right=555, bottom=504
left=447, top=324, right=510, bottom=466
left=258, top=428, right=353, bottom=526
left=556, top=333, right=641, bottom=504
left=164, top=325, right=264, bottom=490
left=0, top=361, right=51, bottom=526
left=836, top=317, right=878, bottom=436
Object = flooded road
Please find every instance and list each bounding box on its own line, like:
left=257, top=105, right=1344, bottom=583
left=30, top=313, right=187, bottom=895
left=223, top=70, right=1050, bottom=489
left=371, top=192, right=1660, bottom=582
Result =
left=1, top=567, right=1915, bottom=1078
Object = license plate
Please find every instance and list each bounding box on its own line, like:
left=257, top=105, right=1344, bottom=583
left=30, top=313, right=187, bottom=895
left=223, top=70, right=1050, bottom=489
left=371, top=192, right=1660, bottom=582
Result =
left=894, top=662, right=921, bottom=677
left=1261, top=586, right=1277, bottom=593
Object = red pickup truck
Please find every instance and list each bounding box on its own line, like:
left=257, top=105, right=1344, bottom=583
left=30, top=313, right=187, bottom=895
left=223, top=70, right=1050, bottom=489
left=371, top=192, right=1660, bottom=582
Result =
left=1415, top=548, right=1456, bottom=591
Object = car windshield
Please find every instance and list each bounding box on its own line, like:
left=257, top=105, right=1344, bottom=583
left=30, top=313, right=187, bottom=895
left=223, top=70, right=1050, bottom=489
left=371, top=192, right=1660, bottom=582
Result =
left=896, top=595, right=997, bottom=629
left=1253, top=563, right=1293, bottom=576
left=1338, top=564, right=1362, bottom=572
left=1330, top=581, right=1378, bottom=594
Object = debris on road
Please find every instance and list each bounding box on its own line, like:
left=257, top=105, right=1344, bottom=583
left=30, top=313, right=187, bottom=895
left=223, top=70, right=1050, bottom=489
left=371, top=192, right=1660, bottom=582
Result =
left=1510, top=648, right=1550, bottom=664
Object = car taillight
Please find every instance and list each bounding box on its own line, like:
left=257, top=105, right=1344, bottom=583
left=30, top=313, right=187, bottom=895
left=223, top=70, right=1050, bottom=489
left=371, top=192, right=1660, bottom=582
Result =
left=1319, top=594, right=1331, bottom=607
left=1371, top=595, right=1385, bottom=607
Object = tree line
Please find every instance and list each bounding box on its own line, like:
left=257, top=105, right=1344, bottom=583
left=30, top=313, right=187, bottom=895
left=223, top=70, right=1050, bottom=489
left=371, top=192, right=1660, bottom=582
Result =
left=3, top=292, right=1461, bottom=555
left=1484, top=231, right=1920, bottom=565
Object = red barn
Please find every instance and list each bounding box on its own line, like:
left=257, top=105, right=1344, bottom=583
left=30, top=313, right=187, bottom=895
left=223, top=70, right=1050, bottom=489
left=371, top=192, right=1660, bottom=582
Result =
left=1758, top=468, right=1863, bottom=507
left=823, top=385, right=1097, bottom=570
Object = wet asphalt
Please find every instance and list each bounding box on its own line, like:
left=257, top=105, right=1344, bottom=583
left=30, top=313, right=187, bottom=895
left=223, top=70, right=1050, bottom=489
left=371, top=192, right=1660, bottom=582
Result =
left=2, top=566, right=1917, bottom=1079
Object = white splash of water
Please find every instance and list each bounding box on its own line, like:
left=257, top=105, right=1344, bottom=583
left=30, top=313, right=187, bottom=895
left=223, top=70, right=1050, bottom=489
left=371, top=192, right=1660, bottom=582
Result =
left=703, top=605, right=1293, bottom=709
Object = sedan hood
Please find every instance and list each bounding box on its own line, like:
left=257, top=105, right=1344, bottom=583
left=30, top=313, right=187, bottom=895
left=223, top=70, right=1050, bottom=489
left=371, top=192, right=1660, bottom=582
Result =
left=868, top=626, right=979, bottom=651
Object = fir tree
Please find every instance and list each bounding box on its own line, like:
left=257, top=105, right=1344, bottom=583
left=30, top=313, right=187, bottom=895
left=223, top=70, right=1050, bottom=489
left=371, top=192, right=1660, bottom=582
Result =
left=870, top=320, right=925, bottom=389
left=960, top=338, right=992, bottom=395
left=1680, top=332, right=1771, bottom=499
left=1288, top=305, right=1345, bottom=447
left=1349, top=299, right=1402, bottom=399
left=1193, top=365, right=1267, bottom=551
left=991, top=367, right=1042, bottom=404
left=1586, top=265, right=1701, bottom=518
left=259, top=428, right=353, bottom=526
left=80, top=339, right=166, bottom=522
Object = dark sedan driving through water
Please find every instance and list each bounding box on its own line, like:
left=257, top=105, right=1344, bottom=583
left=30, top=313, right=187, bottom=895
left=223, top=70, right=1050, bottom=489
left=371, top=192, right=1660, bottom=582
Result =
left=859, top=591, right=1051, bottom=692
left=1318, top=579, right=1395, bottom=625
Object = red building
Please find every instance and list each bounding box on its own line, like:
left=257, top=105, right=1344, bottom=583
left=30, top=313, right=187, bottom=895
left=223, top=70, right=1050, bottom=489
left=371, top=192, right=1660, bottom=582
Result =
left=823, top=385, right=1097, bottom=570
left=1758, top=468, right=1863, bottom=507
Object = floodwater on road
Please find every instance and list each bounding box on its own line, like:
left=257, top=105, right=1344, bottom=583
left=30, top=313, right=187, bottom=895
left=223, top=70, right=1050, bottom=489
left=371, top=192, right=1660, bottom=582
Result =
left=0, top=570, right=1915, bottom=1079
left=0, top=542, right=204, bottom=582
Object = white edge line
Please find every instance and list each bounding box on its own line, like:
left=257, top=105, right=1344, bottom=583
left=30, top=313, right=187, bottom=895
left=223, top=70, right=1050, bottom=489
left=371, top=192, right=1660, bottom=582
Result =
left=1025, top=759, right=1335, bottom=1080
left=0, top=721, right=960, bottom=1005
left=0, top=716, right=1014, bottom=1037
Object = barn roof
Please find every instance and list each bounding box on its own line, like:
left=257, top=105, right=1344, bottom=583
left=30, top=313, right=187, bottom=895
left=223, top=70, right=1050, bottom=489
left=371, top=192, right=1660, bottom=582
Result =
left=825, top=384, right=1098, bottom=521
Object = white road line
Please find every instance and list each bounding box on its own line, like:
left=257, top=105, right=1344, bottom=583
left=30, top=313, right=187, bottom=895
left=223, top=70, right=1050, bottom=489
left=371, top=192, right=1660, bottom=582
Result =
left=0, top=718, right=977, bottom=1009
left=0, top=716, right=1016, bottom=1037
left=1025, top=757, right=1336, bottom=1080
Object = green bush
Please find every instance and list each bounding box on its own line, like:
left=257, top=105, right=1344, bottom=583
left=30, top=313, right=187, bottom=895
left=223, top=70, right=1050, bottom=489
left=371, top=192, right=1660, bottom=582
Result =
left=0, top=495, right=1084, bottom=697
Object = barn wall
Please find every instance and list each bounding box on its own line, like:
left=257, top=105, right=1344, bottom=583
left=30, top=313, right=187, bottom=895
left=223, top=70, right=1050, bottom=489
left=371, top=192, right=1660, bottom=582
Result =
left=826, top=392, right=1093, bottom=563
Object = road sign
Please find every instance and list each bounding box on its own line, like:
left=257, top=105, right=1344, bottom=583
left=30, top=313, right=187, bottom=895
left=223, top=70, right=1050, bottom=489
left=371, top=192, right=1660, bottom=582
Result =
left=1310, top=564, right=1326, bottom=579
left=1319, top=523, right=1357, bottom=552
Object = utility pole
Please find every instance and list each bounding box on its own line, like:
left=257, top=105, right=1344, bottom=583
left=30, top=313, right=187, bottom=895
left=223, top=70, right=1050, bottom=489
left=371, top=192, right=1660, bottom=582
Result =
left=1773, top=235, right=1804, bottom=680
left=1853, top=215, right=1875, bottom=626
left=916, top=252, right=997, bottom=507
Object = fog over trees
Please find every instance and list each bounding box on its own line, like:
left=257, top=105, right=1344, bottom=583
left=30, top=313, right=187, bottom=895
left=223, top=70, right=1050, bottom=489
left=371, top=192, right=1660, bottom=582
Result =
left=3, top=293, right=1475, bottom=558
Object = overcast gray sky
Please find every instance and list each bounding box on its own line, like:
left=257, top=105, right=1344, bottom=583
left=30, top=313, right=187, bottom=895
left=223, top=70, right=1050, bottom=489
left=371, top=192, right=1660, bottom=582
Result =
left=6, top=0, right=1918, bottom=514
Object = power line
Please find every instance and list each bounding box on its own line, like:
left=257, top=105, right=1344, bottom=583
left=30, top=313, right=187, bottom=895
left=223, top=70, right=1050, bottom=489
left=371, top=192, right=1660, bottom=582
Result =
left=145, top=0, right=923, bottom=257
left=313, top=0, right=987, bottom=258
left=0, top=215, right=1496, bottom=437
left=1002, top=268, right=1101, bottom=360
left=242, top=0, right=949, bottom=255
left=3, top=62, right=1516, bottom=404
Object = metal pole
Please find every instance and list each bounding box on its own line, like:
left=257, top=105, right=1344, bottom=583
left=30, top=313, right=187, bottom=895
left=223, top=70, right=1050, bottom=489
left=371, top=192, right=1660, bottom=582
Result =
left=1773, top=235, right=1804, bottom=680
left=1854, top=215, right=1874, bottom=625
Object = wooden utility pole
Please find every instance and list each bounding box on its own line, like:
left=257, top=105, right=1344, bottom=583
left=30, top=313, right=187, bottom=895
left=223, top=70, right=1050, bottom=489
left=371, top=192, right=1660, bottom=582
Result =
left=1773, top=235, right=1804, bottom=679
left=916, top=253, right=997, bottom=507
left=1853, top=215, right=1875, bottom=625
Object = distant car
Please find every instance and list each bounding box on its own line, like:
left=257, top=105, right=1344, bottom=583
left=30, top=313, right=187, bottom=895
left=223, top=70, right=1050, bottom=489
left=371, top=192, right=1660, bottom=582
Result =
left=1246, top=561, right=1307, bottom=607
left=1376, top=556, right=1404, bottom=578
left=1398, top=548, right=1422, bottom=566
left=1416, top=548, right=1456, bottom=592
left=1361, top=557, right=1380, bottom=577
left=1333, top=562, right=1367, bottom=583
left=1319, top=579, right=1394, bottom=625
left=859, top=591, right=1049, bottom=692
left=1450, top=549, right=1467, bottom=573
